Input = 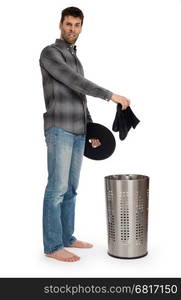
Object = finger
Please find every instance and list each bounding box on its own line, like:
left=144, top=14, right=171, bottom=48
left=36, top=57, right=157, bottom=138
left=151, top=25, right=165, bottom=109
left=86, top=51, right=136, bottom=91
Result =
left=92, top=144, right=97, bottom=148
left=91, top=140, right=97, bottom=147
left=96, top=141, right=101, bottom=147
left=94, top=142, right=99, bottom=147
left=92, top=139, right=101, bottom=148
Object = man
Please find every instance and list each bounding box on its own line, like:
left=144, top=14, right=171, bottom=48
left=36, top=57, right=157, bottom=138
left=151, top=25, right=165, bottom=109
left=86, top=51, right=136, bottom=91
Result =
left=39, top=7, right=130, bottom=262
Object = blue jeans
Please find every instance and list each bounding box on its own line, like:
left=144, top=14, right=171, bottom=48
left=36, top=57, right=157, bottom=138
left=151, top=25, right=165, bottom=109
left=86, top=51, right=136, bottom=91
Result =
left=43, top=126, right=86, bottom=254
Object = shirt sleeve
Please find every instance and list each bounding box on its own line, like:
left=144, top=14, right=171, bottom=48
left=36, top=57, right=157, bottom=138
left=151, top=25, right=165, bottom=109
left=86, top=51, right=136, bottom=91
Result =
left=86, top=107, right=93, bottom=123
left=39, top=46, right=113, bottom=101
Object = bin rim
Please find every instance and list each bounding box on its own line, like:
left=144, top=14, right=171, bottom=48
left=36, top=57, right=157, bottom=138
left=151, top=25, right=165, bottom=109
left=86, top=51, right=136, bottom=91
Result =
left=104, top=174, right=149, bottom=181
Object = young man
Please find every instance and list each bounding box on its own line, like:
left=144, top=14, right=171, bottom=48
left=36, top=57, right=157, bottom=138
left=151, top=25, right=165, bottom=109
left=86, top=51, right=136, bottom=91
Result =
left=39, top=7, right=130, bottom=262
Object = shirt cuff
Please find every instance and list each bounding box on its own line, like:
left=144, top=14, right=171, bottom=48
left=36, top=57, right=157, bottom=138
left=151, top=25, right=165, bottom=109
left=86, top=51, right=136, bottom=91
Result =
left=104, top=91, right=113, bottom=101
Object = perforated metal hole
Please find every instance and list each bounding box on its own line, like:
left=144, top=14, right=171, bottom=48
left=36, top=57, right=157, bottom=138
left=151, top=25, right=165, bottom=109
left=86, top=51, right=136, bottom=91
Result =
left=136, top=195, right=144, bottom=245
left=107, top=190, right=116, bottom=242
left=120, top=192, right=130, bottom=243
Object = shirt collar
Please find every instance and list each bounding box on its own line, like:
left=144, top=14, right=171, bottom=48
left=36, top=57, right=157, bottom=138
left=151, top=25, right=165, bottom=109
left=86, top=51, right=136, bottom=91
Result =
left=55, top=39, right=77, bottom=52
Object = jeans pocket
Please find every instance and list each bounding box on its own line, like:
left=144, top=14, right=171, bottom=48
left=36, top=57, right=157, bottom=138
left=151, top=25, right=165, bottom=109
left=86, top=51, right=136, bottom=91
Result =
left=44, top=127, right=57, bottom=145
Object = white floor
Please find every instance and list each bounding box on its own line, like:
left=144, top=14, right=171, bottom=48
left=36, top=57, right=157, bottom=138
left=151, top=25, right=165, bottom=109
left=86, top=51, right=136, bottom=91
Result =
left=1, top=233, right=180, bottom=278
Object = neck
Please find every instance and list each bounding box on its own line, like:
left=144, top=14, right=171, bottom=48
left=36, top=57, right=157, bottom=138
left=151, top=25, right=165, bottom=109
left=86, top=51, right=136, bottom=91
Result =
left=60, top=36, right=75, bottom=45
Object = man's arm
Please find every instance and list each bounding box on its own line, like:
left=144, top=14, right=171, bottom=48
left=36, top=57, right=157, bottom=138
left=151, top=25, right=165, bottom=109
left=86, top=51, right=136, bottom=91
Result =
left=39, top=46, right=113, bottom=101
left=86, top=108, right=93, bottom=123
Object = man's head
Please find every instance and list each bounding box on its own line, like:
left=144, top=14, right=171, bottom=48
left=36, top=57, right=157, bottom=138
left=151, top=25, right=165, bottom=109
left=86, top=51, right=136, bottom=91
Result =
left=59, top=7, right=84, bottom=44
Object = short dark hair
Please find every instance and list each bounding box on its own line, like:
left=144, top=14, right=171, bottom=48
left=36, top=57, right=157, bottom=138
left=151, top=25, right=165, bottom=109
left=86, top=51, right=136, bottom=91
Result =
left=60, top=7, right=84, bottom=25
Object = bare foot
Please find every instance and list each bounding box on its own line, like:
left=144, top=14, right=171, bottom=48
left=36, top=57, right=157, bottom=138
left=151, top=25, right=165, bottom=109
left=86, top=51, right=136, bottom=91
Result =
left=67, top=240, right=93, bottom=248
left=45, top=248, right=80, bottom=262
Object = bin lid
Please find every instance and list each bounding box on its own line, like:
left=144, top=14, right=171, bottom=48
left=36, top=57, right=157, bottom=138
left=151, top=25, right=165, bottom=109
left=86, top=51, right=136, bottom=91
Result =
left=84, top=123, right=116, bottom=160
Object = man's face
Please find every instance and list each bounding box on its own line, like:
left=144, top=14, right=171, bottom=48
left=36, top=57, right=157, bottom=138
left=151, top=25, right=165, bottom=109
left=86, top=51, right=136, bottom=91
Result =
left=60, top=16, right=82, bottom=44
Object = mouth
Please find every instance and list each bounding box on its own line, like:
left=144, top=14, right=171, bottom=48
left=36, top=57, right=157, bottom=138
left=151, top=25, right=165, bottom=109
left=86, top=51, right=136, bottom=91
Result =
left=68, top=33, right=76, bottom=38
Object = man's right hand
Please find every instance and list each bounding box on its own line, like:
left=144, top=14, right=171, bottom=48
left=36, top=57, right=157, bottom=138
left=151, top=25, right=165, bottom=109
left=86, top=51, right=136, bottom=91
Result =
left=111, top=94, right=131, bottom=110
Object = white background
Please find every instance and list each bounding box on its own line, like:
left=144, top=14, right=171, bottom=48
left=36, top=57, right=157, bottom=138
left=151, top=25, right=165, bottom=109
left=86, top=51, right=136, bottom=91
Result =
left=0, top=0, right=181, bottom=277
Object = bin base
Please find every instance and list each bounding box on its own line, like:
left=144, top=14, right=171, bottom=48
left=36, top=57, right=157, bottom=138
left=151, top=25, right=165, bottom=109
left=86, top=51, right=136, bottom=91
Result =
left=108, top=251, right=148, bottom=259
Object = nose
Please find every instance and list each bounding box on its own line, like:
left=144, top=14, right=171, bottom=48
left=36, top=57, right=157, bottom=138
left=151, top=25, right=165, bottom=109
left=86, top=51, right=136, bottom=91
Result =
left=70, top=25, right=76, bottom=33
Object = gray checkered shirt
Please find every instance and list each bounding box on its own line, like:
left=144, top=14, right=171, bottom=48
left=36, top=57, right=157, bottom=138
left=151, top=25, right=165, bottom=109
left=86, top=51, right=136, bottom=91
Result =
left=39, top=39, right=113, bottom=134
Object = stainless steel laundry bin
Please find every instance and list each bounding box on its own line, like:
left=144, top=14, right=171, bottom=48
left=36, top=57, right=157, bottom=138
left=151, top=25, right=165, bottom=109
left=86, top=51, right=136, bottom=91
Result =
left=104, top=174, right=149, bottom=259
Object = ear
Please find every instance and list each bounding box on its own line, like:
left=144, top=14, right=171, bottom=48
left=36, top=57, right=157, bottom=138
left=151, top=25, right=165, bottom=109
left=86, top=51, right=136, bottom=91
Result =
left=59, top=22, right=62, bottom=31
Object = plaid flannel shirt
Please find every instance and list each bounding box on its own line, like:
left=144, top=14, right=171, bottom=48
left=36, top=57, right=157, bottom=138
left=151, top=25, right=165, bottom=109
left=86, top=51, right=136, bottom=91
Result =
left=39, top=39, right=113, bottom=134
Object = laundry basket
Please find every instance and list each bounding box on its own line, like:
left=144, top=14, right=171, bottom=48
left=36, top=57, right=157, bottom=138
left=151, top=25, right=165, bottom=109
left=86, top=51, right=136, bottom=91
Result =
left=104, top=174, right=149, bottom=259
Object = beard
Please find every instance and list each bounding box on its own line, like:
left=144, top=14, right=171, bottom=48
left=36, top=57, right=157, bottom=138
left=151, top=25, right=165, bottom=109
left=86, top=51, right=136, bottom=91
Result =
left=62, top=31, right=79, bottom=44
